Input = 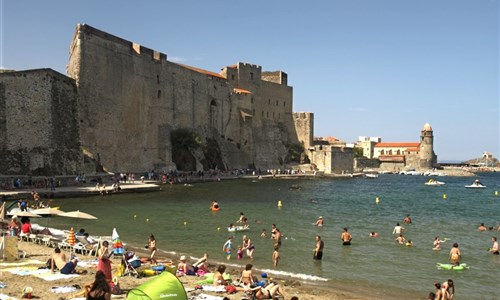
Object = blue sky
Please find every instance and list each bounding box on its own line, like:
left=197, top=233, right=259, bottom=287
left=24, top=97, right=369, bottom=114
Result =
left=1, top=0, right=498, bottom=161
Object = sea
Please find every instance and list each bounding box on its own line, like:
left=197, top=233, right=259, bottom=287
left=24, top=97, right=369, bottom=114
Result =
left=39, top=172, right=500, bottom=299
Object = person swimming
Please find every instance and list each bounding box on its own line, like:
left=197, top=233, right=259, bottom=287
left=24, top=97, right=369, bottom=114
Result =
left=369, top=232, right=379, bottom=237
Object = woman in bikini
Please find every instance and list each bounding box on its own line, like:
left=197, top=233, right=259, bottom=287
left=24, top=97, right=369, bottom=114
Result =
left=239, top=263, right=255, bottom=285
left=242, top=235, right=255, bottom=259
left=247, top=282, right=287, bottom=300
left=148, top=234, right=157, bottom=265
left=86, top=270, right=111, bottom=300
left=213, top=265, right=228, bottom=286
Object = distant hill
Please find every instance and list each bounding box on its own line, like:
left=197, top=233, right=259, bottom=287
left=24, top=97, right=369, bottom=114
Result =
left=463, top=157, right=499, bottom=167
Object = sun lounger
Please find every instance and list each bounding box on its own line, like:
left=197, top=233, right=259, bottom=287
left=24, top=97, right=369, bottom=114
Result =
left=75, top=236, right=100, bottom=256
left=19, top=232, right=29, bottom=242
left=40, top=235, right=61, bottom=248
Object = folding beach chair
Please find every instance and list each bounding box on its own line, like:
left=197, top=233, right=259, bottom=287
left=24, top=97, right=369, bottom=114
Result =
left=120, top=250, right=141, bottom=278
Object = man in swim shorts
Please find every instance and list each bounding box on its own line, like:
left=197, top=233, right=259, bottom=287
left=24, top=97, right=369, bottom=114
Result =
left=313, top=235, right=324, bottom=260
left=392, top=223, right=405, bottom=235
left=489, top=237, right=499, bottom=255
left=51, top=247, right=78, bottom=274
left=341, top=228, right=352, bottom=246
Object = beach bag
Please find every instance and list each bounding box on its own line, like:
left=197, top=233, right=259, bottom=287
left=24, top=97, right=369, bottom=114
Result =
left=110, top=279, right=122, bottom=295
left=225, top=285, right=237, bottom=294
left=130, top=259, right=141, bottom=268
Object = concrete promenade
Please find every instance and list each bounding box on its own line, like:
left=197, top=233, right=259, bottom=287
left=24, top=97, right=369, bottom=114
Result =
left=0, top=181, right=162, bottom=201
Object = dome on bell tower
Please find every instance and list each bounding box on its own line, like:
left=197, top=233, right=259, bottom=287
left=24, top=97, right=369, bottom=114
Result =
left=422, top=123, right=433, bottom=131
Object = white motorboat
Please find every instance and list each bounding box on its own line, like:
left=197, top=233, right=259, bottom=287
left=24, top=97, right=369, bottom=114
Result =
left=365, top=174, right=379, bottom=179
left=425, top=179, right=445, bottom=186
left=465, top=180, right=486, bottom=189
left=465, top=183, right=486, bottom=188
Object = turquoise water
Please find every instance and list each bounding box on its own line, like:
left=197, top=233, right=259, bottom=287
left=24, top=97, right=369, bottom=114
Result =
left=42, top=173, right=500, bottom=299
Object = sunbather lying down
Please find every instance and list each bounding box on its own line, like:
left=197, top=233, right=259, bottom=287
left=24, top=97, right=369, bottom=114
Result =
left=246, top=282, right=287, bottom=300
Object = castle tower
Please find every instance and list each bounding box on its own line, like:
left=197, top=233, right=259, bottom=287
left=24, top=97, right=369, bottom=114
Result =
left=419, top=123, right=436, bottom=169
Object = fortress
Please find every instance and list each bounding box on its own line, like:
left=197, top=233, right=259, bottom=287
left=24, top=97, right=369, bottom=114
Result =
left=0, top=24, right=436, bottom=176
left=0, top=24, right=316, bottom=175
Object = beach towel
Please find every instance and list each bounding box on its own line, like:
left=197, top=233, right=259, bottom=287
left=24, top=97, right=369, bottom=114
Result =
left=0, top=259, right=44, bottom=267
left=0, top=294, right=18, bottom=300
left=76, top=259, right=99, bottom=268
left=200, top=285, right=226, bottom=292
left=50, top=285, right=82, bottom=293
left=189, top=294, right=226, bottom=300
left=3, top=267, right=79, bottom=281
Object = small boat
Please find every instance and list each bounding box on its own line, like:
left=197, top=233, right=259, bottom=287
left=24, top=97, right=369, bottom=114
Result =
left=465, top=180, right=486, bottom=189
left=425, top=179, right=445, bottom=186
left=365, top=174, right=379, bottom=179
left=227, top=226, right=250, bottom=232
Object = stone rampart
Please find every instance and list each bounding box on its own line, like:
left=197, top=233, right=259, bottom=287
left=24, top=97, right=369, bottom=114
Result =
left=0, top=69, right=83, bottom=175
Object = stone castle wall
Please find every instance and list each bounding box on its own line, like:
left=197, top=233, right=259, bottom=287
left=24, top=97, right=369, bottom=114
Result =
left=0, top=69, right=83, bottom=175
left=67, top=24, right=300, bottom=173
left=0, top=24, right=317, bottom=175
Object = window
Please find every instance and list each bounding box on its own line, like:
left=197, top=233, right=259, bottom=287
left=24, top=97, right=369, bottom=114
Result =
left=157, top=90, right=161, bottom=99
left=231, top=75, right=235, bottom=80
left=250, top=72, right=254, bottom=80
left=276, top=100, right=278, bottom=106
left=251, top=97, right=254, bottom=104
left=283, top=101, right=286, bottom=107
left=157, top=75, right=160, bottom=84
left=268, top=99, right=271, bottom=105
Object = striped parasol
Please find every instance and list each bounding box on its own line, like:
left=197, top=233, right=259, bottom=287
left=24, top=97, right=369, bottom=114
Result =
left=112, top=228, right=124, bottom=255
left=67, top=227, right=76, bottom=246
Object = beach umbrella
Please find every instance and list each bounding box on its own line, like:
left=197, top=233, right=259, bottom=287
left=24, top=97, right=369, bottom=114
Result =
left=59, top=210, right=97, bottom=229
left=9, top=211, right=42, bottom=218
left=112, top=228, right=124, bottom=255
left=32, top=207, right=65, bottom=216
left=0, top=202, right=5, bottom=221
left=59, top=210, right=97, bottom=220
left=32, top=207, right=66, bottom=228
left=67, top=227, right=76, bottom=246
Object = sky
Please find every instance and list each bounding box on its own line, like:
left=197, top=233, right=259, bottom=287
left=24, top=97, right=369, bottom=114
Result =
left=1, top=0, right=498, bottom=162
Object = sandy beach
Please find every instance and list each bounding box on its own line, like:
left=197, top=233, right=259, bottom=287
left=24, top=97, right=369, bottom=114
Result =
left=0, top=238, right=385, bottom=300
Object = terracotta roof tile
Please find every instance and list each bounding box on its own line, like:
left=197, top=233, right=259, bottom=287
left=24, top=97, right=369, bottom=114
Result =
left=374, top=142, right=420, bottom=148
left=174, top=63, right=226, bottom=79
left=406, top=147, right=420, bottom=152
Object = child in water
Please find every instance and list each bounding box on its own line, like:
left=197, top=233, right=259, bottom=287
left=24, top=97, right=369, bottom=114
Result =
left=237, top=246, right=243, bottom=260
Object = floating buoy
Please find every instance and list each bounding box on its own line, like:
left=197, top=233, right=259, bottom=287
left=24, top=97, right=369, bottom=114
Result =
left=277, top=200, right=283, bottom=208
left=217, top=227, right=220, bottom=231
left=134, top=215, right=137, bottom=219
left=495, top=191, right=498, bottom=196
left=146, top=218, right=149, bottom=222
left=443, top=194, right=447, bottom=199
left=375, top=197, right=380, bottom=204
left=183, top=221, right=187, bottom=225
